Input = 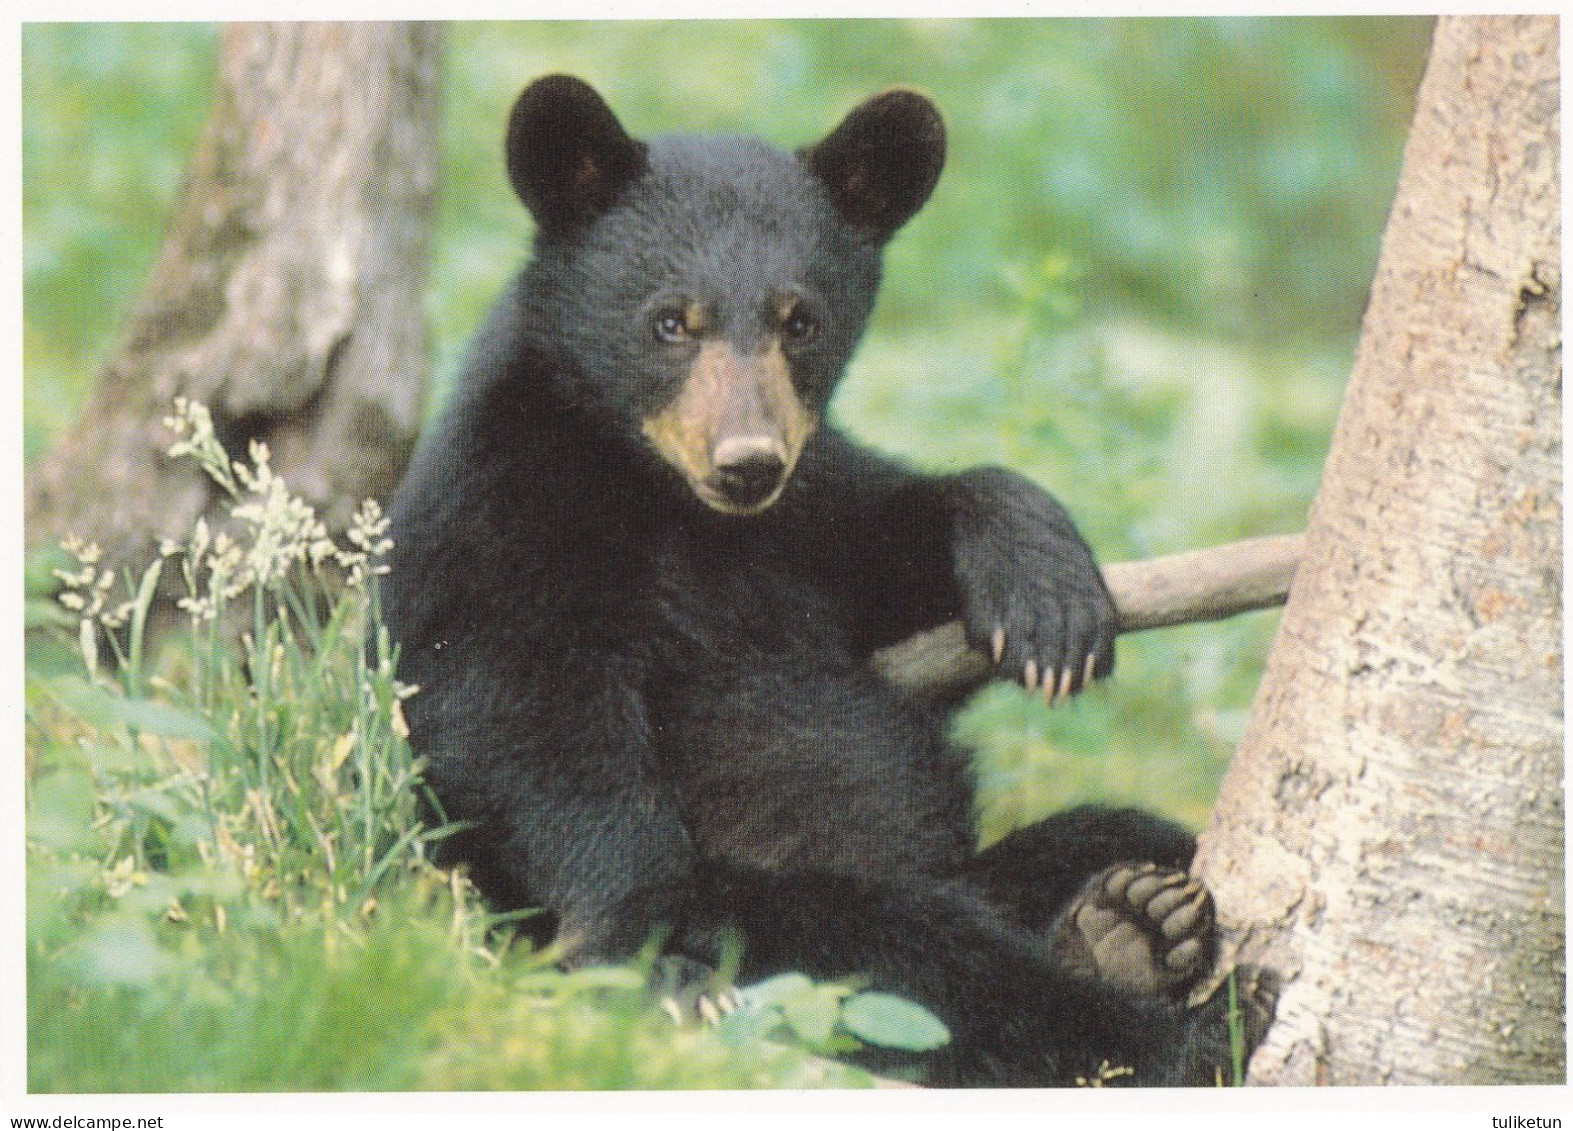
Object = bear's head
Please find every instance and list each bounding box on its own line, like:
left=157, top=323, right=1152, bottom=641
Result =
left=506, top=75, right=945, bottom=515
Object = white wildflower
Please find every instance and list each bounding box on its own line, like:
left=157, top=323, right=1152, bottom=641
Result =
left=54, top=538, right=132, bottom=664
left=164, top=397, right=236, bottom=493
left=228, top=440, right=331, bottom=589
left=390, top=699, right=411, bottom=740
left=190, top=517, right=211, bottom=566
left=158, top=399, right=401, bottom=625
left=53, top=538, right=104, bottom=598
left=205, top=533, right=247, bottom=604
left=101, top=599, right=136, bottom=632
left=177, top=593, right=215, bottom=622
left=346, top=498, right=393, bottom=555
left=339, top=498, right=395, bottom=588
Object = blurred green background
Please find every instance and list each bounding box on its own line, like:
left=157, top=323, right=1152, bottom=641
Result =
left=23, top=18, right=1431, bottom=836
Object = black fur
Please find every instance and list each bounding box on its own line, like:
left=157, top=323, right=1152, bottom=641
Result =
left=385, top=76, right=1242, bottom=1086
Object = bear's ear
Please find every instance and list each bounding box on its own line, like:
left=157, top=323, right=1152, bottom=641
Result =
left=506, top=75, right=648, bottom=230
left=801, top=89, right=946, bottom=241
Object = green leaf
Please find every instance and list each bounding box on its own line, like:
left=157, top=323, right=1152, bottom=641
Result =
left=715, top=1005, right=780, bottom=1047
left=72, top=914, right=172, bottom=986
left=42, top=675, right=123, bottom=730
left=735, top=974, right=853, bottom=1052
left=117, top=873, right=178, bottom=915
left=126, top=557, right=163, bottom=681
left=841, top=992, right=950, bottom=1052
left=512, top=964, right=646, bottom=996
left=24, top=542, right=72, bottom=598
left=27, top=768, right=99, bottom=853
left=25, top=597, right=74, bottom=630
left=738, top=972, right=813, bottom=1010
left=108, top=697, right=218, bottom=742
left=45, top=676, right=217, bottom=742
left=780, top=986, right=842, bottom=1048
left=127, top=788, right=181, bottom=824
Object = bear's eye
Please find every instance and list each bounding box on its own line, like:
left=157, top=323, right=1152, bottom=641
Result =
left=652, top=309, right=691, bottom=343
left=781, top=303, right=819, bottom=343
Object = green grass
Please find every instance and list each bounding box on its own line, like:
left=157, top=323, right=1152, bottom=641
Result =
left=22, top=19, right=1431, bottom=1091
left=25, top=416, right=886, bottom=1091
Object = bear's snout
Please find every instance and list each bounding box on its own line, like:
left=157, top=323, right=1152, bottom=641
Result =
left=642, top=341, right=817, bottom=515
left=709, top=439, right=788, bottom=511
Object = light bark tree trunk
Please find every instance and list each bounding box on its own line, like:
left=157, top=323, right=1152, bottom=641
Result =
left=26, top=22, right=442, bottom=572
left=1193, top=15, right=1563, bottom=1085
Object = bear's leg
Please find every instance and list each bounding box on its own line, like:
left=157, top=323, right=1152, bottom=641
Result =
left=681, top=859, right=1239, bottom=1087
left=951, top=803, right=1197, bottom=935
left=950, top=804, right=1216, bottom=1001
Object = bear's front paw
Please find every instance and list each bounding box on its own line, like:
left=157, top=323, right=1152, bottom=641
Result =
left=950, top=470, right=1117, bottom=700
left=1047, top=862, right=1216, bottom=1000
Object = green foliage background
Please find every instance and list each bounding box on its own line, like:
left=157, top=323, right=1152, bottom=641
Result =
left=22, top=19, right=1431, bottom=1091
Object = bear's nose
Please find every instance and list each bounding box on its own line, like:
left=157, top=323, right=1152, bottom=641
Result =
left=711, top=438, right=788, bottom=510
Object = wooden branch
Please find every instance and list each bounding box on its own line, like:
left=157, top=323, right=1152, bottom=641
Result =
left=870, top=532, right=1306, bottom=700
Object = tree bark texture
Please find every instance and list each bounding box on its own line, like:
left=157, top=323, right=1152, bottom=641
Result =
left=1194, top=16, right=1562, bottom=1085
left=26, top=22, right=442, bottom=570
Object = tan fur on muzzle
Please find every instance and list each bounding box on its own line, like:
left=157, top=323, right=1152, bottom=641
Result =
left=641, top=342, right=817, bottom=514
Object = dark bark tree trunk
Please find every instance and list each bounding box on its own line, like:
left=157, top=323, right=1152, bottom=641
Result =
left=26, top=21, right=442, bottom=571
left=1193, top=15, right=1563, bottom=1085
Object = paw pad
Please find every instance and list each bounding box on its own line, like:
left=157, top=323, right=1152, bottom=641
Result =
left=1050, top=862, right=1217, bottom=999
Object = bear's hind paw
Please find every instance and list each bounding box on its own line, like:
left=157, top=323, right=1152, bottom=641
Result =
left=1048, top=862, right=1217, bottom=1000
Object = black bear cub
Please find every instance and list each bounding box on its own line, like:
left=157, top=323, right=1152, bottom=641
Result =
left=386, top=75, right=1269, bottom=1087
